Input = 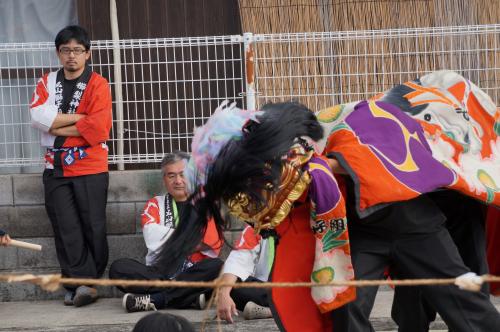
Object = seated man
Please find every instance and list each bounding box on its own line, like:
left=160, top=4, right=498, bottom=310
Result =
left=217, top=225, right=273, bottom=323
left=109, top=151, right=223, bottom=312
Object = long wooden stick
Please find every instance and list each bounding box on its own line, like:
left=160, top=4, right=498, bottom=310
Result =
left=9, top=239, right=42, bottom=251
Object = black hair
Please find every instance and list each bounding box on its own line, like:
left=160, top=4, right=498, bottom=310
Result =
left=55, top=25, right=91, bottom=51
left=204, top=101, right=323, bottom=211
left=152, top=101, right=323, bottom=276
left=132, top=312, right=195, bottom=332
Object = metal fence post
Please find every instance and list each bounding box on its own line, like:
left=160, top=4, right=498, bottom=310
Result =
left=110, top=0, right=125, bottom=170
left=243, top=32, right=257, bottom=111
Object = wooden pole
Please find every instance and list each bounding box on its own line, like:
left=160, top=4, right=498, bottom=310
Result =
left=9, top=239, right=42, bottom=251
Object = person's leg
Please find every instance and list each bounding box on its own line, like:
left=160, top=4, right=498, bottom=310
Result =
left=331, top=231, right=391, bottom=332
left=391, top=192, right=489, bottom=332
left=43, top=170, right=97, bottom=290
left=391, top=283, right=435, bottom=332
left=110, top=258, right=169, bottom=312
left=441, top=193, right=489, bottom=293
left=230, top=277, right=269, bottom=311
left=164, top=258, right=223, bottom=308
left=72, top=172, right=109, bottom=277
left=109, top=258, right=166, bottom=294
left=394, top=228, right=500, bottom=332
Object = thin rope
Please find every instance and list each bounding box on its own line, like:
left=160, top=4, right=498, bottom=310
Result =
left=2, top=272, right=497, bottom=332
left=1, top=273, right=499, bottom=292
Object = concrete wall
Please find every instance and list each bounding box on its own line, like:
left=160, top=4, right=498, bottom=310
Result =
left=0, top=170, right=240, bottom=301
left=0, top=170, right=163, bottom=238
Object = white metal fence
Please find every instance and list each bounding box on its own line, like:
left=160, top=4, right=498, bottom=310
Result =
left=253, top=25, right=500, bottom=111
left=1, top=24, right=499, bottom=169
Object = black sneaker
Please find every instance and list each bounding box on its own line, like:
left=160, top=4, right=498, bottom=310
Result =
left=122, top=293, right=157, bottom=313
left=73, top=286, right=98, bottom=307
left=63, top=290, right=75, bottom=306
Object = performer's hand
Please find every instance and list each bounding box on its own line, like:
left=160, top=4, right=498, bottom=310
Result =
left=50, top=113, right=86, bottom=131
left=0, top=234, right=11, bottom=246
left=217, top=289, right=238, bottom=323
left=49, top=125, right=81, bottom=137
left=75, top=113, right=86, bottom=121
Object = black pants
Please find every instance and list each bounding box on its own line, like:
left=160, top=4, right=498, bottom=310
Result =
left=109, top=257, right=223, bottom=308
left=230, top=276, right=269, bottom=311
left=331, top=195, right=500, bottom=332
left=43, top=170, right=109, bottom=291
left=391, top=191, right=491, bottom=332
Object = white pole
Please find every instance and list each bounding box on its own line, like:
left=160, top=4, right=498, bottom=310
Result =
left=110, top=0, right=125, bottom=170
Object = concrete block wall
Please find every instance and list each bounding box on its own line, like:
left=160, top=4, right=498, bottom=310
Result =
left=0, top=170, right=241, bottom=302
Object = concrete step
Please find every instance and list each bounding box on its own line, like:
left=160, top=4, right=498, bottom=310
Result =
left=0, top=234, right=146, bottom=301
left=0, top=235, right=146, bottom=271
left=2, top=291, right=499, bottom=331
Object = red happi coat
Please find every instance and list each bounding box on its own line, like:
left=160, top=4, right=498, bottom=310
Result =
left=140, top=195, right=223, bottom=266
left=30, top=70, right=112, bottom=177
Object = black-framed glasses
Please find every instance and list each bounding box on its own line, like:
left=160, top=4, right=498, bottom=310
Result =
left=59, top=48, right=87, bottom=55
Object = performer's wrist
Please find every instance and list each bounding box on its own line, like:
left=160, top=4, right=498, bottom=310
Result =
left=219, top=286, right=232, bottom=295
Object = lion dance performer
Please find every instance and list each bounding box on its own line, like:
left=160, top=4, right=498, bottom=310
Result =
left=156, top=70, right=500, bottom=331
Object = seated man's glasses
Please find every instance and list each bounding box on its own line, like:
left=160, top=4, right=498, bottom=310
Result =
left=59, top=48, right=87, bottom=55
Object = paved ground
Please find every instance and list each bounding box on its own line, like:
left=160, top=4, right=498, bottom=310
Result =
left=2, top=291, right=498, bottom=332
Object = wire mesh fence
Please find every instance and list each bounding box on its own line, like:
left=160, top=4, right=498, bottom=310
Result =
left=0, top=36, right=245, bottom=168
left=1, top=24, right=499, bottom=168
left=253, top=24, right=500, bottom=111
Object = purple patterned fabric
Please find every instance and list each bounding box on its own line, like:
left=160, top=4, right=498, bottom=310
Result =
left=344, top=101, right=455, bottom=194
left=306, top=156, right=342, bottom=215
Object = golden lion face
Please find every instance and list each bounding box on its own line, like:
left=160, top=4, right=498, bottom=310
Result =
left=226, top=143, right=313, bottom=232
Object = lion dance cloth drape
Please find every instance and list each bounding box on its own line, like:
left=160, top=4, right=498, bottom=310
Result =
left=316, top=70, right=499, bottom=304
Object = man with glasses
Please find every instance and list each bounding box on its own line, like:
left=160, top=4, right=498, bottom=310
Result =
left=30, top=25, right=112, bottom=307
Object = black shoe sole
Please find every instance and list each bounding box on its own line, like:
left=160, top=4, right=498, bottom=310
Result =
left=73, top=294, right=96, bottom=307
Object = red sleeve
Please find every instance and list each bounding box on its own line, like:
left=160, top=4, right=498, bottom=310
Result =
left=234, top=225, right=262, bottom=250
left=30, top=75, right=49, bottom=108
left=202, top=218, right=224, bottom=254
left=141, top=197, right=161, bottom=228
left=75, top=75, right=112, bottom=146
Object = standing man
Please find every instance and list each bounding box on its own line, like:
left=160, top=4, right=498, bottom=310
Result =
left=109, top=152, right=223, bottom=313
left=30, top=25, right=112, bottom=307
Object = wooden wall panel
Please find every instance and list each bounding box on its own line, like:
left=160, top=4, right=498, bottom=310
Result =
left=75, top=0, right=243, bottom=169
left=77, top=0, right=241, bottom=39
